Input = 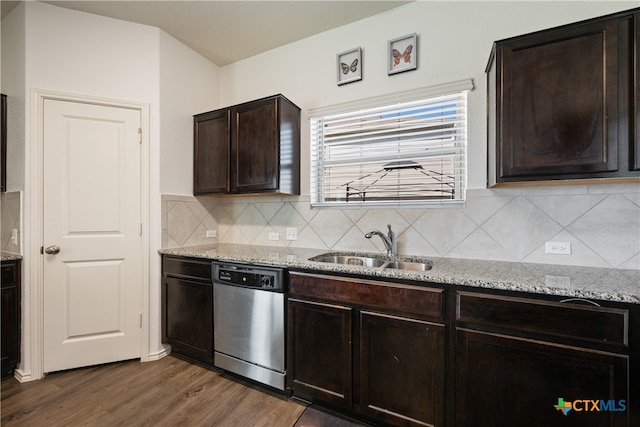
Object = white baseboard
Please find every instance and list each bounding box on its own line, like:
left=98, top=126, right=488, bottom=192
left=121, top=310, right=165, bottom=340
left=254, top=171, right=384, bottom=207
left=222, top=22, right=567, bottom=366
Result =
left=145, top=345, right=171, bottom=362
left=13, top=368, right=34, bottom=383
left=10, top=347, right=172, bottom=382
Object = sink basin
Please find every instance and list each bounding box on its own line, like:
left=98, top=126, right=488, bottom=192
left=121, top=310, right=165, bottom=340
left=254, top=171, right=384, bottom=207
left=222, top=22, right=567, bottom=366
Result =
left=384, top=261, right=431, bottom=271
left=308, top=254, right=387, bottom=268
left=308, top=253, right=432, bottom=271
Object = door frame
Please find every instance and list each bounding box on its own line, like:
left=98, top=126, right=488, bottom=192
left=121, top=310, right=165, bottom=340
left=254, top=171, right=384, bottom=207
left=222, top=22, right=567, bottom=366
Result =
left=25, top=90, right=150, bottom=380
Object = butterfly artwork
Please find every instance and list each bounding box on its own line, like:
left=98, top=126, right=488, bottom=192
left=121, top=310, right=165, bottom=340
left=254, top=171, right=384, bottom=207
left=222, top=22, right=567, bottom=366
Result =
left=391, top=45, right=413, bottom=67
left=337, top=47, right=362, bottom=86
left=341, top=58, right=359, bottom=75
left=388, top=33, right=418, bottom=75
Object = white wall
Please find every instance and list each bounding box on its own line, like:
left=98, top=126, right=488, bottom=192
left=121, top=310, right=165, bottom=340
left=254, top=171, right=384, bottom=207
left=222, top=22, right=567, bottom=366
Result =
left=159, top=31, right=220, bottom=196
left=3, top=1, right=219, bottom=380
left=219, top=1, right=639, bottom=192
left=1, top=2, right=26, bottom=192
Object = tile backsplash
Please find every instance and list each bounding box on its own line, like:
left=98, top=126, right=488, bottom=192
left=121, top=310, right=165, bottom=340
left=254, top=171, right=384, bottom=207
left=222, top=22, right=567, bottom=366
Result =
left=162, top=183, right=640, bottom=270
left=1, top=191, right=21, bottom=254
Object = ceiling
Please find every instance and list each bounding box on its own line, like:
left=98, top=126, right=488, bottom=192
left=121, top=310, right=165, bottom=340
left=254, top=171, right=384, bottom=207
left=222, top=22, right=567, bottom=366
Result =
left=1, top=1, right=412, bottom=66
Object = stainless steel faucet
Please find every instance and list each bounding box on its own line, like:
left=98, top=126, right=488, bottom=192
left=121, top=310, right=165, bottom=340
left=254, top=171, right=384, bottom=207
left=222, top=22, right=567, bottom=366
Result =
left=364, top=224, right=397, bottom=257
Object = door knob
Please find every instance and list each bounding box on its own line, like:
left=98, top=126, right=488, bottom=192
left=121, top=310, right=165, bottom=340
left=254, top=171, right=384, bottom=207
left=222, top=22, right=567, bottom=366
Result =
left=45, top=245, right=61, bottom=254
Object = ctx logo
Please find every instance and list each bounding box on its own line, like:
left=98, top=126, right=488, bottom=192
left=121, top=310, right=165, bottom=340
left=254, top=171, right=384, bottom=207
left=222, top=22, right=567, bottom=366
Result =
left=554, top=398, right=627, bottom=415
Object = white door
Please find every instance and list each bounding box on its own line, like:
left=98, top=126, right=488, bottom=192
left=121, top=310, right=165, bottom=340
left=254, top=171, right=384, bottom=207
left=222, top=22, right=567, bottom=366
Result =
left=43, top=99, right=142, bottom=373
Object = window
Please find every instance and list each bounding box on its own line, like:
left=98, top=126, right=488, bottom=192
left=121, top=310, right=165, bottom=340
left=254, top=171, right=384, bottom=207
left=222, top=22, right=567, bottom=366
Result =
left=310, top=80, right=472, bottom=208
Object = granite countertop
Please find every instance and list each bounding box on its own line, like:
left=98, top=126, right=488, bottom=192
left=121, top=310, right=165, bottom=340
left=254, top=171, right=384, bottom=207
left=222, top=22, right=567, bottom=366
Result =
left=159, top=243, right=640, bottom=304
left=1, top=252, right=22, bottom=261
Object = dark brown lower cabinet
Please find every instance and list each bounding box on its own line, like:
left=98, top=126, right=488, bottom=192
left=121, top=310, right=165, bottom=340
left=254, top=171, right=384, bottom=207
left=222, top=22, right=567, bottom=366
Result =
left=288, top=273, right=637, bottom=427
left=1, top=259, right=21, bottom=379
left=287, top=272, right=446, bottom=427
left=161, top=256, right=213, bottom=365
left=455, top=290, right=633, bottom=427
left=456, top=329, right=628, bottom=427
left=287, top=298, right=353, bottom=409
left=359, top=311, right=445, bottom=427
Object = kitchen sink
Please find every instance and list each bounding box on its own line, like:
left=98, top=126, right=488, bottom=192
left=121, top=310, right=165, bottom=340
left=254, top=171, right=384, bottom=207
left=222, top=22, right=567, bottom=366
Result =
left=308, top=253, right=432, bottom=271
left=383, top=261, right=431, bottom=271
left=309, top=254, right=387, bottom=268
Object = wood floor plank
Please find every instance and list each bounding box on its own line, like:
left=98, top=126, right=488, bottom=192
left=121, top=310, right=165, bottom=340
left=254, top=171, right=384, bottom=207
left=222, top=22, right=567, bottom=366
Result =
left=1, top=356, right=306, bottom=426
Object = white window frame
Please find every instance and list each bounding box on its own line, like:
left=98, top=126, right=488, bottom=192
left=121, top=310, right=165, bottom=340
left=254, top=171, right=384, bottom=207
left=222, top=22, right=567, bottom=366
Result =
left=310, top=79, right=473, bottom=209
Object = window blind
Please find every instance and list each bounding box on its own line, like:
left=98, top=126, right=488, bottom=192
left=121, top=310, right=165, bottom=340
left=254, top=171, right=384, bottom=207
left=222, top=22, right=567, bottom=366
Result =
left=310, top=81, right=470, bottom=208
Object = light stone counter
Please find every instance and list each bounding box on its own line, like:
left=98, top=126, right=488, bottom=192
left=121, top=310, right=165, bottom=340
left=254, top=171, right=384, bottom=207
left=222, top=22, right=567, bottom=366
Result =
left=1, top=252, right=22, bottom=262
left=159, top=244, right=640, bottom=304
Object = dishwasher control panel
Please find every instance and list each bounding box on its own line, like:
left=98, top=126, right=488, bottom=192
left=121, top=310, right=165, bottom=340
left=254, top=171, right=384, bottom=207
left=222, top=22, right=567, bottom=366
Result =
left=212, top=262, right=285, bottom=291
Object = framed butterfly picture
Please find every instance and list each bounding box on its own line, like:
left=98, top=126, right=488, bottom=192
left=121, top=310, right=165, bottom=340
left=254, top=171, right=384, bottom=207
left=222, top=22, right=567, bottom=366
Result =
left=336, top=47, right=362, bottom=86
left=388, top=33, right=417, bottom=75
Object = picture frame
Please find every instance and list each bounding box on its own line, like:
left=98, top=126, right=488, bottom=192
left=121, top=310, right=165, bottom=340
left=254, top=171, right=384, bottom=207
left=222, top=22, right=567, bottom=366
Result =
left=388, top=33, right=418, bottom=75
left=337, top=47, right=362, bottom=86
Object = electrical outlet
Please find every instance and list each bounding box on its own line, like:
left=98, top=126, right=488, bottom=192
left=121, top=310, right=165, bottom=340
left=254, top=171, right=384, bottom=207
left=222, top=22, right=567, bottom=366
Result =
left=268, top=232, right=280, bottom=241
left=285, top=227, right=298, bottom=241
left=545, top=241, right=571, bottom=255
left=206, top=230, right=217, bottom=238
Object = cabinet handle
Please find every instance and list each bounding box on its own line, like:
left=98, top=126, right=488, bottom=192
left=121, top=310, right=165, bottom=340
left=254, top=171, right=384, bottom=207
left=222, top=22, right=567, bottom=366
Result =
left=559, top=297, right=600, bottom=307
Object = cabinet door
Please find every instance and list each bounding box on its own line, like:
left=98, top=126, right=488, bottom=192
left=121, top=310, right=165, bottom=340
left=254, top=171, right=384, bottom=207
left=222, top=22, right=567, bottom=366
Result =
left=1, top=261, right=20, bottom=379
left=498, top=19, right=621, bottom=180
left=287, top=298, right=353, bottom=409
left=162, top=277, right=213, bottom=365
left=232, top=97, right=279, bottom=192
left=456, top=328, right=629, bottom=427
left=194, top=109, right=230, bottom=194
left=1, top=285, right=19, bottom=378
left=359, top=311, right=445, bottom=427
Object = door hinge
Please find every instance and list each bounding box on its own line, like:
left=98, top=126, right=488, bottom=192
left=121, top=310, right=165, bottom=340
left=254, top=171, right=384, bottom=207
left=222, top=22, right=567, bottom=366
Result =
left=139, top=313, right=142, bottom=328
left=138, top=127, right=142, bottom=144
left=139, top=223, right=143, bottom=236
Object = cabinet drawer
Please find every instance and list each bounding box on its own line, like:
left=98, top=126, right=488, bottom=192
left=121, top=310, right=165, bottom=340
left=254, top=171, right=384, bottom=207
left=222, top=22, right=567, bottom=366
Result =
left=162, top=256, right=212, bottom=283
left=1, top=263, right=18, bottom=287
left=456, top=291, right=628, bottom=346
left=290, top=272, right=444, bottom=319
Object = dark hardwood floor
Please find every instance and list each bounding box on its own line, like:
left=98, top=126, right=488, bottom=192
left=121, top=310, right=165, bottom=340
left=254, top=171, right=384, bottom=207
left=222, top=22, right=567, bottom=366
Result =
left=1, top=355, right=308, bottom=426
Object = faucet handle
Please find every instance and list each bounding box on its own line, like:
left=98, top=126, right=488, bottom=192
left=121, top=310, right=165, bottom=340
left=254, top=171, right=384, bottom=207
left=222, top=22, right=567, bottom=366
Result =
left=386, top=224, right=397, bottom=256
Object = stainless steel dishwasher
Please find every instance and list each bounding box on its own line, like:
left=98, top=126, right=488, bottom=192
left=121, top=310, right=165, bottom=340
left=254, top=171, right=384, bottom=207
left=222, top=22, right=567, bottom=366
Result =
left=212, top=261, right=286, bottom=391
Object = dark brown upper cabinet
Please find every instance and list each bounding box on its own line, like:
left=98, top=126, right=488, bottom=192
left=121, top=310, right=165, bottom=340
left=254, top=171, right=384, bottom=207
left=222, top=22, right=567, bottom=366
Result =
left=487, top=8, right=640, bottom=186
left=1, top=94, right=7, bottom=193
left=193, top=94, right=300, bottom=195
